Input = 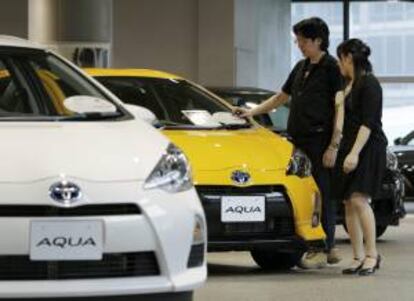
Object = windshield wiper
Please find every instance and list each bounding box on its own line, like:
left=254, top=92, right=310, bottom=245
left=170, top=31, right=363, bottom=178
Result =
left=54, top=111, right=123, bottom=121
left=215, top=123, right=252, bottom=130
left=154, top=120, right=188, bottom=128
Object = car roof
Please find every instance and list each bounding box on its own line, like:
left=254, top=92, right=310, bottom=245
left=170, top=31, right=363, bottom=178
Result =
left=207, top=86, right=275, bottom=95
left=0, top=35, right=44, bottom=50
left=85, top=68, right=184, bottom=80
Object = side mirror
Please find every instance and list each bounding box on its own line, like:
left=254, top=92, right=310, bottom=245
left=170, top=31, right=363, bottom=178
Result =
left=64, top=96, right=117, bottom=114
left=394, top=137, right=403, bottom=145
left=125, top=104, right=156, bottom=124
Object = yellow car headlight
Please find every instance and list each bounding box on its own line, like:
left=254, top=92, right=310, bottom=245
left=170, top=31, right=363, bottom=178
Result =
left=286, top=148, right=312, bottom=178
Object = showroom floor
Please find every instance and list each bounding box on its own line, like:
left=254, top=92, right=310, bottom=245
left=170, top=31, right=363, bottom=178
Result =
left=196, top=206, right=414, bottom=301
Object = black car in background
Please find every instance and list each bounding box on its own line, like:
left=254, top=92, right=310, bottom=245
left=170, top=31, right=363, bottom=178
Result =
left=209, top=86, right=406, bottom=238
left=392, top=131, right=414, bottom=202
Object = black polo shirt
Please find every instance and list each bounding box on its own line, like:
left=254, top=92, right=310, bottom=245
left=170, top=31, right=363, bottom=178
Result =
left=282, top=53, right=343, bottom=140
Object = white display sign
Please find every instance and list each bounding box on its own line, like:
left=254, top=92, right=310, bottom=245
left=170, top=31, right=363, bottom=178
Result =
left=30, top=220, right=104, bottom=261
left=221, top=196, right=265, bottom=222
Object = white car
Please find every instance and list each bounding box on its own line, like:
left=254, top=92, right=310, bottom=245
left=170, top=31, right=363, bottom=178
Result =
left=0, top=36, right=206, bottom=300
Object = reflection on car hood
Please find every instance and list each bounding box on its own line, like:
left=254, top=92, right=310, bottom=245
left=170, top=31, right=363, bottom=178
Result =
left=164, top=127, right=292, bottom=172
left=0, top=120, right=168, bottom=182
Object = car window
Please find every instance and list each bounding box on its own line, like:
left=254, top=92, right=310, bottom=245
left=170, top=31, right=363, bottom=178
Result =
left=403, top=131, right=414, bottom=145
left=96, top=77, right=168, bottom=120
left=28, top=55, right=112, bottom=115
left=96, top=77, right=237, bottom=127
left=0, top=59, right=38, bottom=115
left=269, top=105, right=289, bottom=132
left=0, top=51, right=123, bottom=121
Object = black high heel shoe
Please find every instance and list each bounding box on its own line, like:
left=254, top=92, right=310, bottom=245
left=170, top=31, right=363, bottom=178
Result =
left=359, top=255, right=381, bottom=276
left=342, top=258, right=364, bottom=275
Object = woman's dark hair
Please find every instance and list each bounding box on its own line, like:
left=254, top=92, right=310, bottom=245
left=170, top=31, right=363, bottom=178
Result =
left=293, top=17, right=330, bottom=51
left=337, top=38, right=372, bottom=84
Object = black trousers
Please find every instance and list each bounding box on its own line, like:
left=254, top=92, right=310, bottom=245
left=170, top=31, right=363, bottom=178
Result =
left=293, top=134, right=336, bottom=251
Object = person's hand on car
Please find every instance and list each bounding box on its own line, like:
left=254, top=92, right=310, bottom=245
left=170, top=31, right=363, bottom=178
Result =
left=232, top=107, right=253, bottom=118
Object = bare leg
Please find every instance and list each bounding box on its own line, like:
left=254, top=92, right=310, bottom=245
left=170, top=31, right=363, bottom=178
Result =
left=350, top=193, right=378, bottom=268
left=344, top=199, right=364, bottom=261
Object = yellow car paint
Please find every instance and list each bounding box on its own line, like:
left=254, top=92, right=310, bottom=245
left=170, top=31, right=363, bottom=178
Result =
left=86, top=68, right=326, bottom=242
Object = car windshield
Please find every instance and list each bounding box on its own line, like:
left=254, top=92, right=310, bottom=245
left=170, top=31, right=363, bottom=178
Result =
left=402, top=131, right=414, bottom=145
left=95, top=77, right=250, bottom=129
left=0, top=49, right=123, bottom=121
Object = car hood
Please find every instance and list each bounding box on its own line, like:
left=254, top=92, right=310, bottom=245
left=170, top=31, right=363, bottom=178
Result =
left=163, top=127, right=293, bottom=172
left=390, top=145, right=414, bottom=163
left=0, top=120, right=168, bottom=183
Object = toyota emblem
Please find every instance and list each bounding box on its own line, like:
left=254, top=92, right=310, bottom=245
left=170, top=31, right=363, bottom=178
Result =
left=49, top=181, right=82, bottom=206
left=231, top=170, right=251, bottom=185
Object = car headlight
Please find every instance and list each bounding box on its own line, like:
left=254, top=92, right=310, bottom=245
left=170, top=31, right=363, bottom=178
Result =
left=143, top=143, right=193, bottom=193
left=286, top=148, right=312, bottom=178
left=386, top=149, right=398, bottom=171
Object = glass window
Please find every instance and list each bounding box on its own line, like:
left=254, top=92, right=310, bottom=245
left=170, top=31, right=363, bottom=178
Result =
left=0, top=50, right=124, bottom=121
left=291, top=2, right=343, bottom=67
left=96, top=77, right=168, bottom=120
left=381, top=83, right=414, bottom=143
left=96, top=77, right=236, bottom=127
left=350, top=1, right=414, bottom=76
left=0, top=59, right=36, bottom=115
left=405, top=36, right=414, bottom=74
left=365, top=37, right=385, bottom=75
left=385, top=36, right=402, bottom=75
left=29, top=54, right=110, bottom=114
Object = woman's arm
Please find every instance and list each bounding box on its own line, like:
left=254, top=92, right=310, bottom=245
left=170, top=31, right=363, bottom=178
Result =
left=343, top=125, right=371, bottom=174
left=343, top=77, right=380, bottom=174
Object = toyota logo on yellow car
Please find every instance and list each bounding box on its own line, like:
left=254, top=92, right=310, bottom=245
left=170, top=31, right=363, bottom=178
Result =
left=49, top=181, right=82, bottom=205
left=231, top=170, right=251, bottom=185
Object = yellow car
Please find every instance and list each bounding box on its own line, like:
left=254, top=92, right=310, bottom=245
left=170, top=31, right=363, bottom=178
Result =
left=86, top=68, right=326, bottom=270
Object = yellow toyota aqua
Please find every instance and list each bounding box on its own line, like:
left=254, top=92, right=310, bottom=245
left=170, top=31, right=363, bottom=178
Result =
left=86, top=68, right=326, bottom=270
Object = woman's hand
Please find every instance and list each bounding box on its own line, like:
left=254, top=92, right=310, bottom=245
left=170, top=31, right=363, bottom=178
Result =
left=232, top=107, right=253, bottom=118
left=323, top=147, right=338, bottom=168
left=343, top=152, right=359, bottom=174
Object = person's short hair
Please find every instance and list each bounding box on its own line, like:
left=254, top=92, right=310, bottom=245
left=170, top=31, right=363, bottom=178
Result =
left=293, top=17, right=330, bottom=51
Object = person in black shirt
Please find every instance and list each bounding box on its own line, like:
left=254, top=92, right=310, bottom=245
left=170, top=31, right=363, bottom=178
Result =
left=336, top=39, right=386, bottom=276
left=235, top=17, right=344, bottom=268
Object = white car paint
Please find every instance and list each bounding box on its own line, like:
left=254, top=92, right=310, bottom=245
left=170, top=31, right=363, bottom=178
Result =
left=0, top=36, right=206, bottom=298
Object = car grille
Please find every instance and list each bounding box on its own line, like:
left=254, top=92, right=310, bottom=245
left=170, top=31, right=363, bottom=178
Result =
left=0, top=252, right=159, bottom=280
left=221, top=218, right=294, bottom=236
left=196, top=185, right=296, bottom=240
left=187, top=244, right=204, bottom=268
left=196, top=185, right=286, bottom=196
left=0, top=204, right=141, bottom=217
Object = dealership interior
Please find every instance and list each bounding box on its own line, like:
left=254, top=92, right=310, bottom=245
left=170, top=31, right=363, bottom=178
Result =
left=1, top=0, right=414, bottom=300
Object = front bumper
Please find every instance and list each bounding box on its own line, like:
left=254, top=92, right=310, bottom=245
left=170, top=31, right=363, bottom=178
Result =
left=0, top=270, right=204, bottom=299
left=208, top=237, right=325, bottom=252
left=0, top=180, right=207, bottom=298
left=196, top=183, right=325, bottom=252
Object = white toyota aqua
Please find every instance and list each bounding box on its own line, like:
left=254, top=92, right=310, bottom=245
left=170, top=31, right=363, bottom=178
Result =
left=0, top=36, right=206, bottom=300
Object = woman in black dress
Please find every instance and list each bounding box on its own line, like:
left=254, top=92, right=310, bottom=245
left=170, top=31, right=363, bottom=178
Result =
left=336, top=39, right=387, bottom=276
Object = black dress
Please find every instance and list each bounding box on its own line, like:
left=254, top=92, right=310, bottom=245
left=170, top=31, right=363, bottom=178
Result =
left=337, top=73, right=388, bottom=200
